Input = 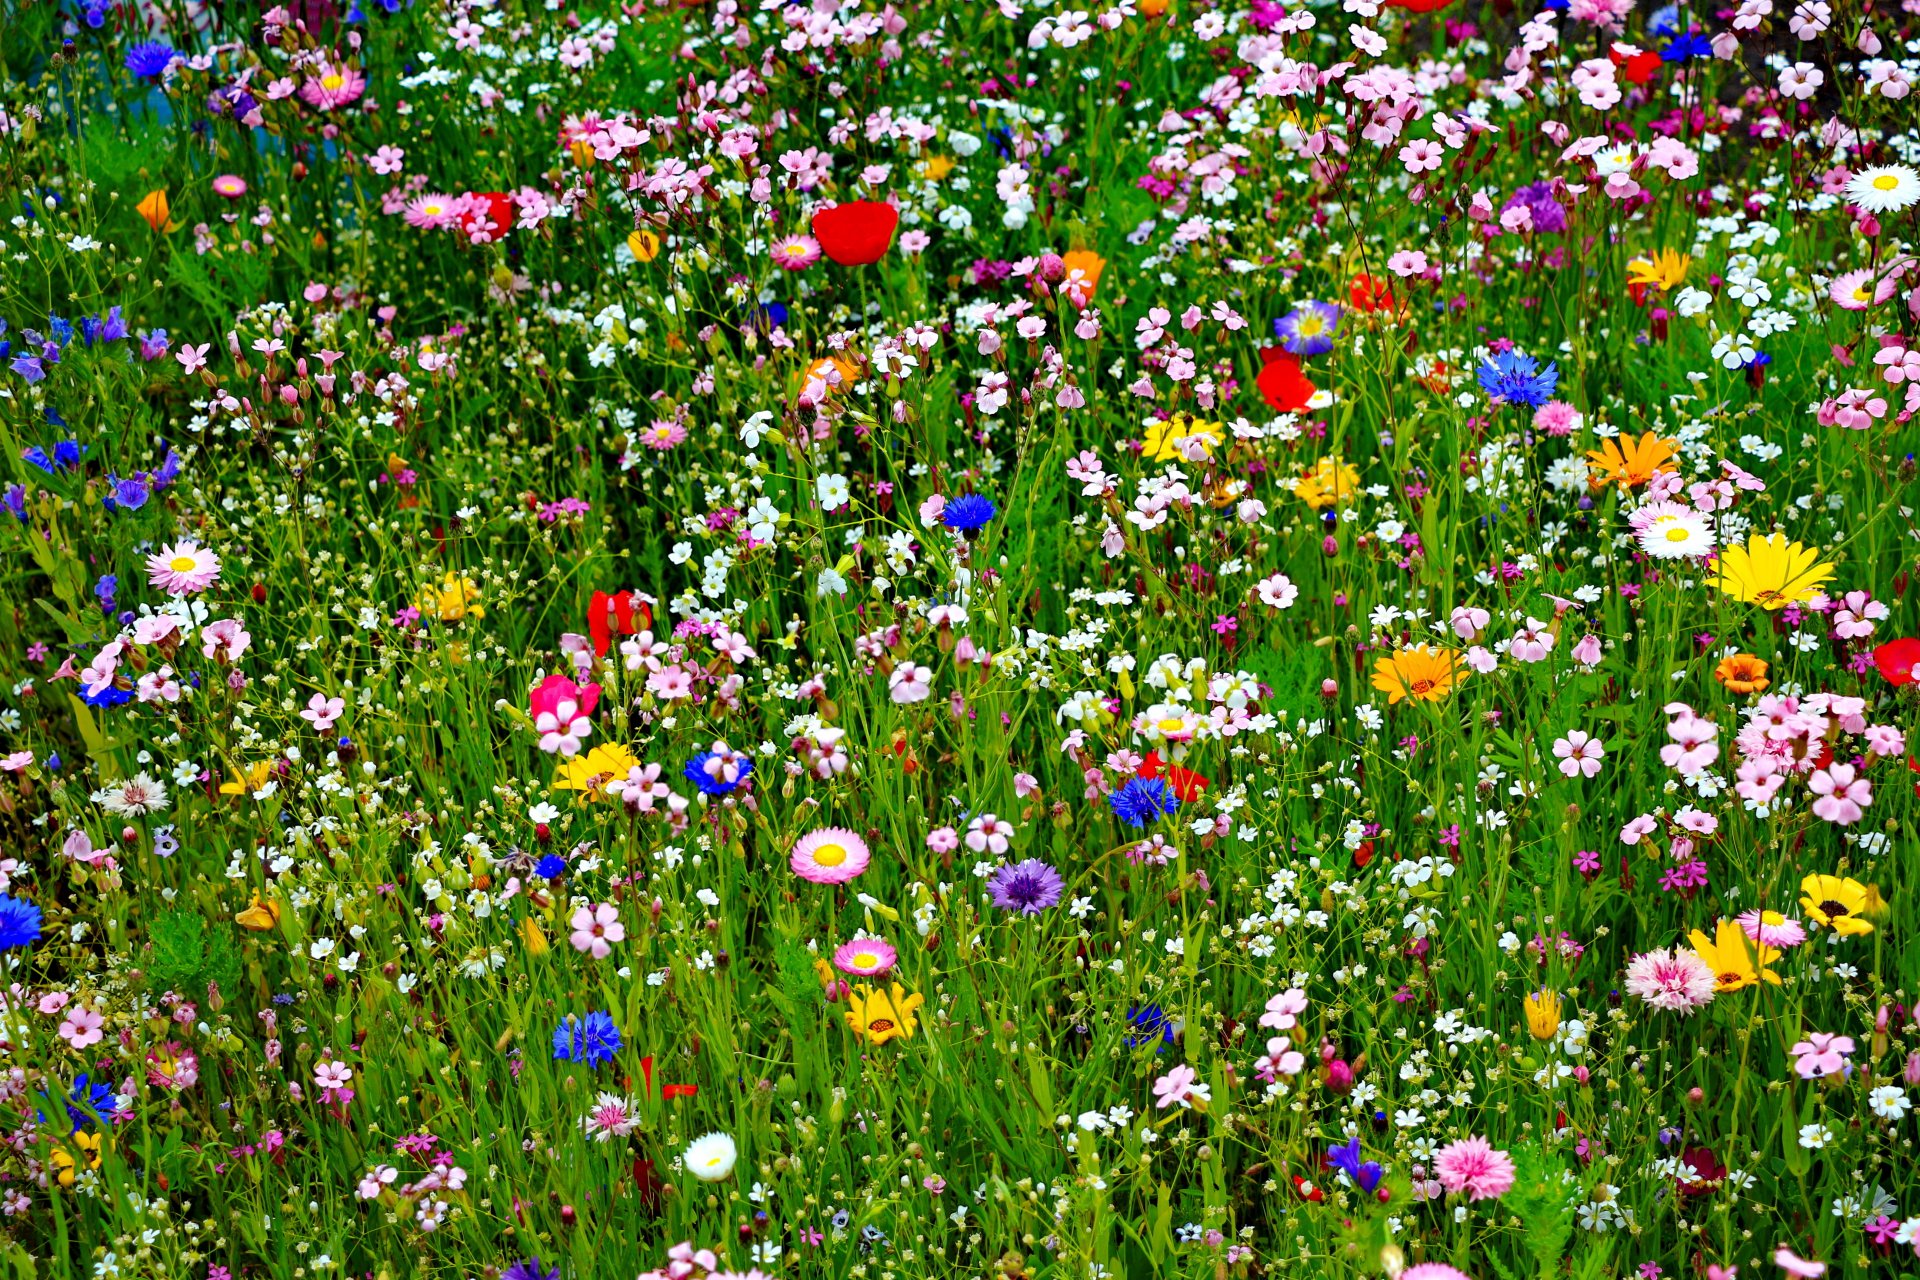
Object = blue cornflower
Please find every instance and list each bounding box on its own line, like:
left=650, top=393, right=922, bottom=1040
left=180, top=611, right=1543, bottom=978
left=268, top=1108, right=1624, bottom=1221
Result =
left=1660, top=32, right=1711, bottom=60
left=52, top=440, right=84, bottom=469
left=552, top=1011, right=622, bottom=1067
left=502, top=1260, right=560, bottom=1280
left=21, top=446, right=54, bottom=474
left=533, top=853, right=568, bottom=879
left=941, top=493, right=997, bottom=533
left=1648, top=3, right=1680, bottom=34
left=1325, top=1135, right=1384, bottom=1193
left=47, top=316, right=72, bottom=348
left=152, top=447, right=183, bottom=488
left=124, top=41, right=177, bottom=78
left=683, top=751, right=750, bottom=796
left=1125, top=1003, right=1178, bottom=1050
left=81, top=683, right=133, bottom=709
left=1475, top=350, right=1559, bottom=408
left=0, top=894, right=42, bottom=951
left=67, top=1074, right=116, bottom=1131
left=107, top=475, right=150, bottom=511
left=1108, top=776, right=1179, bottom=828
left=1272, top=300, right=1341, bottom=357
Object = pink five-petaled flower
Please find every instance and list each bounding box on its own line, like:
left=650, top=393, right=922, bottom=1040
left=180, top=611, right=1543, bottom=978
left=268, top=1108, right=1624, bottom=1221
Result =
left=1552, top=729, right=1606, bottom=779
left=59, top=1006, right=105, bottom=1049
left=1773, top=1248, right=1826, bottom=1278
left=1788, top=1032, right=1854, bottom=1080
left=314, top=1060, right=354, bottom=1090
left=1431, top=1135, right=1517, bottom=1201
left=528, top=673, right=601, bottom=757
left=1151, top=1063, right=1211, bottom=1110
left=300, top=693, right=345, bottom=732
left=569, top=903, right=624, bottom=959
left=1807, top=762, right=1871, bottom=825
left=1260, top=988, right=1308, bottom=1030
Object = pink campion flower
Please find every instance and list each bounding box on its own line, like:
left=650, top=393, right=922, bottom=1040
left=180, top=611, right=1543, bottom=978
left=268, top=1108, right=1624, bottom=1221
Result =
left=1386, top=249, right=1429, bottom=277
left=569, top=903, right=625, bottom=959
left=300, top=693, right=344, bottom=731
left=1807, top=762, right=1871, bottom=824
left=1831, top=590, right=1887, bottom=639
left=1777, top=61, right=1823, bottom=99
left=926, top=825, right=960, bottom=854
left=888, top=663, right=933, bottom=704
left=1774, top=1248, right=1826, bottom=1279
left=1569, top=632, right=1604, bottom=666
left=1620, top=814, right=1659, bottom=845
left=314, top=1060, right=354, bottom=1090
left=1788, top=1032, right=1854, bottom=1079
left=1398, top=138, right=1445, bottom=173
left=1431, top=1136, right=1516, bottom=1200
left=1864, top=724, right=1906, bottom=758
left=1735, top=755, right=1787, bottom=805
left=1012, top=772, right=1040, bottom=798
left=529, top=673, right=601, bottom=757
left=1261, top=988, right=1309, bottom=1030
left=1254, top=1037, right=1306, bottom=1081
left=1508, top=619, right=1555, bottom=663
left=175, top=342, right=211, bottom=374
left=1151, top=1063, right=1211, bottom=1110
left=1659, top=703, right=1719, bottom=776
left=1553, top=730, right=1605, bottom=779
left=1449, top=605, right=1491, bottom=641
left=358, top=1165, right=399, bottom=1199
left=965, top=813, right=1013, bottom=855
left=59, top=1006, right=105, bottom=1049
left=202, top=618, right=251, bottom=663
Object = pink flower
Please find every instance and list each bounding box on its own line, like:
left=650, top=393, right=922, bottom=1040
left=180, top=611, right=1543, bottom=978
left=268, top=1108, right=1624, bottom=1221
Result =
left=1387, top=249, right=1429, bottom=277
left=175, top=342, right=211, bottom=374
left=1620, top=813, right=1659, bottom=845
left=1624, top=947, right=1717, bottom=1014
left=59, top=1006, right=105, bottom=1049
left=297, top=62, right=366, bottom=111
left=1788, top=1032, right=1854, bottom=1079
left=889, top=663, right=933, bottom=704
left=1659, top=702, right=1719, bottom=776
left=313, top=1060, right=354, bottom=1090
left=1773, top=1248, right=1826, bottom=1278
left=1151, top=1063, right=1211, bottom=1110
left=770, top=235, right=822, bottom=270
left=529, top=673, right=601, bottom=757
left=202, top=618, right=251, bottom=663
left=1260, top=988, right=1308, bottom=1030
left=403, top=193, right=458, bottom=230
left=1508, top=619, right=1555, bottom=663
left=368, top=146, right=406, bottom=176
left=1432, top=1135, right=1517, bottom=1201
left=569, top=903, right=625, bottom=959
left=926, top=825, right=959, bottom=854
left=1808, top=762, right=1870, bottom=824
left=1553, top=730, right=1605, bottom=779
left=300, top=693, right=345, bottom=732
left=146, top=541, right=221, bottom=595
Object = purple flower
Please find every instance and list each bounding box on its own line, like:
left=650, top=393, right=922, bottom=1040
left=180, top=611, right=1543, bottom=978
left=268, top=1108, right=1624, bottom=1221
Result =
left=986, top=859, right=1064, bottom=914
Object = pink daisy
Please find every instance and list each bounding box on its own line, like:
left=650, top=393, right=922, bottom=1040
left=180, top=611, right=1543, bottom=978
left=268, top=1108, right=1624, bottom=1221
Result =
left=1624, top=947, right=1717, bottom=1014
left=831, top=937, right=898, bottom=978
left=638, top=420, right=687, bottom=451
left=298, top=62, right=366, bottom=111
left=146, top=541, right=221, bottom=595
left=211, top=174, right=247, bottom=199
left=1402, top=1268, right=1475, bottom=1280
left=1431, top=1136, right=1516, bottom=1201
left=403, top=193, right=458, bottom=230
left=790, top=827, right=871, bottom=884
left=1735, top=910, right=1807, bottom=949
left=770, top=234, right=822, bottom=271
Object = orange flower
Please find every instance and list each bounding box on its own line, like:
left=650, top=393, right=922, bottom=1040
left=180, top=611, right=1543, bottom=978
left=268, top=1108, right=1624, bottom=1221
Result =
left=1062, top=249, right=1106, bottom=305
left=136, top=190, right=172, bottom=233
left=1584, top=431, right=1678, bottom=491
left=1369, top=645, right=1461, bottom=704
left=1713, top=653, right=1769, bottom=694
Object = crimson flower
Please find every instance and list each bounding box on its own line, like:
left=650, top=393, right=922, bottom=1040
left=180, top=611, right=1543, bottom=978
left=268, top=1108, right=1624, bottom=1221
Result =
left=810, top=200, right=899, bottom=265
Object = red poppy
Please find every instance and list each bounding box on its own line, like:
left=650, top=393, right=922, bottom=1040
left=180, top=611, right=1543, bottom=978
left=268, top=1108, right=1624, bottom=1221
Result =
left=1291, top=1174, right=1324, bottom=1203
left=1873, top=636, right=1920, bottom=685
left=1137, top=751, right=1210, bottom=802
left=588, top=589, right=653, bottom=658
left=458, top=191, right=515, bottom=242
left=1255, top=347, right=1316, bottom=414
left=1386, top=0, right=1454, bottom=11
left=1608, top=43, right=1663, bottom=85
left=810, top=200, right=899, bottom=265
left=1349, top=273, right=1396, bottom=312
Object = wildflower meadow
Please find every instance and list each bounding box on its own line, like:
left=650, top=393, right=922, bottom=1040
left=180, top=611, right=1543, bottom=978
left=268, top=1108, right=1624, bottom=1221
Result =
left=3, top=0, right=1920, bottom=1276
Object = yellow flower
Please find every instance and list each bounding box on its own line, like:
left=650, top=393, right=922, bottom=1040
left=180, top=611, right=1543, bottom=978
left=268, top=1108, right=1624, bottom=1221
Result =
left=419, top=572, right=484, bottom=623
left=521, top=917, right=550, bottom=956
left=1369, top=645, right=1461, bottom=705
left=1799, top=874, right=1874, bottom=936
left=1523, top=989, right=1561, bottom=1041
left=219, top=761, right=276, bottom=796
left=1716, top=533, right=1836, bottom=612
left=553, top=742, right=642, bottom=801
left=49, top=1131, right=102, bottom=1189
left=1687, top=918, right=1780, bottom=991
left=234, top=890, right=282, bottom=933
left=1142, top=412, right=1223, bottom=463
left=1584, top=431, right=1678, bottom=491
left=627, top=229, right=661, bottom=262
left=918, top=155, right=956, bottom=182
left=1289, top=456, right=1360, bottom=510
left=1626, top=249, right=1690, bottom=292
left=845, top=983, right=924, bottom=1046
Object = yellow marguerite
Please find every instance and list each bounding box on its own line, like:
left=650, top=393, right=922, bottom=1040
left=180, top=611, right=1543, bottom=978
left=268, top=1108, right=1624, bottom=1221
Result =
left=553, top=742, right=642, bottom=801
left=1626, top=249, right=1690, bottom=292
left=1142, top=413, right=1223, bottom=463
left=918, top=155, right=956, bottom=182
left=1715, top=533, right=1835, bottom=612
left=1369, top=645, right=1461, bottom=705
left=219, top=761, right=276, bottom=796
left=419, top=572, right=484, bottom=623
left=1687, top=918, right=1779, bottom=991
left=845, top=983, right=925, bottom=1046
left=1289, top=456, right=1360, bottom=510
left=1799, top=874, right=1874, bottom=936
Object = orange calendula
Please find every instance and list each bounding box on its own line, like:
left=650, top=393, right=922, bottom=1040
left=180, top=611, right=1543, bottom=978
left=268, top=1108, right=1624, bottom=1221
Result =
left=1713, top=653, right=1769, bottom=694
left=1369, top=644, right=1462, bottom=705
left=845, top=982, right=924, bottom=1046
left=1584, top=431, right=1679, bottom=491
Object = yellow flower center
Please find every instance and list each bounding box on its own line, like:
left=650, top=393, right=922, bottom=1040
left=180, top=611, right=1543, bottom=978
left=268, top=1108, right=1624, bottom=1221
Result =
left=812, top=843, right=846, bottom=867
left=169, top=555, right=197, bottom=573
left=1664, top=526, right=1691, bottom=542
left=1874, top=174, right=1900, bottom=191
left=322, top=74, right=345, bottom=91
left=852, top=952, right=880, bottom=970
left=1157, top=717, right=1186, bottom=733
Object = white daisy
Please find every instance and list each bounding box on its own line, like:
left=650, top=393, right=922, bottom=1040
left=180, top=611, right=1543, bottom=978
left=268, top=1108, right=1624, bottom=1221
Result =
left=1845, top=164, right=1920, bottom=214
left=1635, top=505, right=1716, bottom=559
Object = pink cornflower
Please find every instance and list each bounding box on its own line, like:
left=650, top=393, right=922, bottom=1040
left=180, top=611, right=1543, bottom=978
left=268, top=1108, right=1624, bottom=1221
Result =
left=569, top=903, right=625, bottom=958
left=1624, top=947, right=1717, bottom=1014
left=1432, top=1136, right=1516, bottom=1200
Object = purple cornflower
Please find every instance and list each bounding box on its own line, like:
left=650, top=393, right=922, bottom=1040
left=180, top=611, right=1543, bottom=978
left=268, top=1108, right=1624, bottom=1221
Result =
left=986, top=859, right=1065, bottom=914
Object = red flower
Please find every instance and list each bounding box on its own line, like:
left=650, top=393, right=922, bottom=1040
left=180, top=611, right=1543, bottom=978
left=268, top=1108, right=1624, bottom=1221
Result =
left=1349, top=273, right=1397, bottom=312
left=1609, top=43, right=1663, bottom=85
left=1291, top=1174, right=1324, bottom=1203
left=1136, top=751, right=1210, bottom=801
left=588, top=589, right=653, bottom=658
left=1255, top=347, right=1316, bottom=414
left=1873, top=636, right=1920, bottom=686
left=1387, top=0, right=1454, bottom=11
left=810, top=200, right=899, bottom=265
left=458, top=191, right=515, bottom=242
